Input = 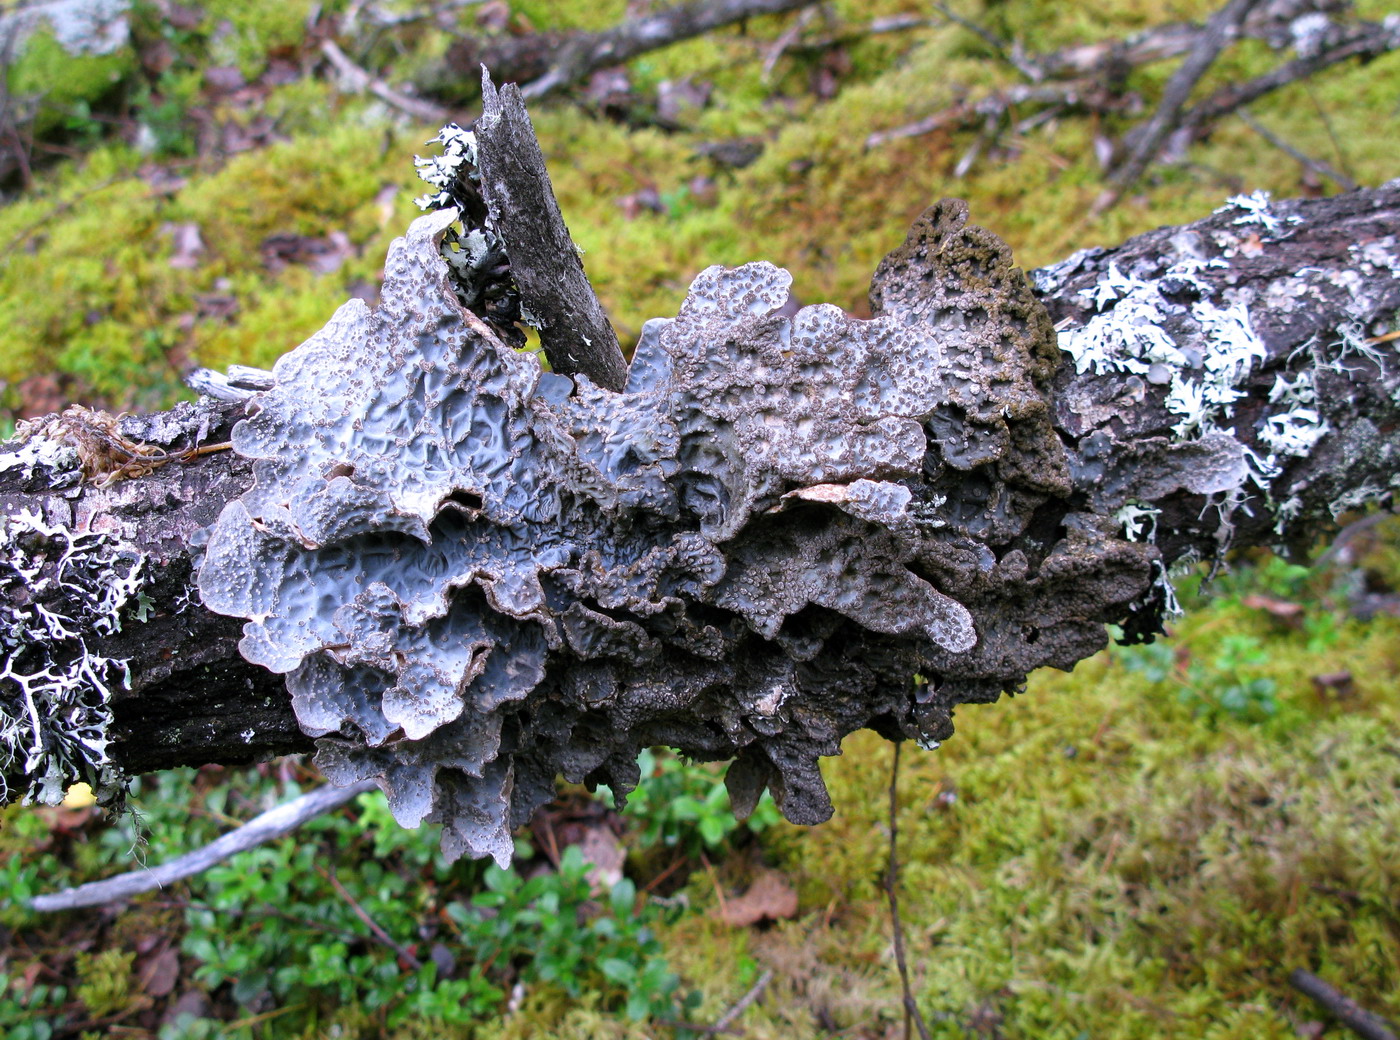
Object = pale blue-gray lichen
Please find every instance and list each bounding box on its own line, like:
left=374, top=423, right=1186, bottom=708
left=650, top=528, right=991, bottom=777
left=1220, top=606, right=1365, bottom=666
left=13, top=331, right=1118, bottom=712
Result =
left=198, top=202, right=1152, bottom=863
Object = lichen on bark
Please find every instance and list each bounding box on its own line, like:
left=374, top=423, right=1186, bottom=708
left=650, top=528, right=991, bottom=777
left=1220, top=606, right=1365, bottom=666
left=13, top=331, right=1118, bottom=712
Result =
left=196, top=198, right=1158, bottom=863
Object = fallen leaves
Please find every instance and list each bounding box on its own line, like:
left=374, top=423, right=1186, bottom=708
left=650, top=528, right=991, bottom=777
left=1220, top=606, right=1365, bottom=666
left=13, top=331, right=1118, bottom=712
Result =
left=713, top=870, right=799, bottom=928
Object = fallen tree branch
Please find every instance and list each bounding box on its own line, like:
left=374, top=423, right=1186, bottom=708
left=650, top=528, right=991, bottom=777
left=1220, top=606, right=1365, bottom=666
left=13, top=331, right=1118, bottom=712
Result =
left=1178, top=17, right=1400, bottom=137
left=429, top=0, right=821, bottom=102
left=320, top=38, right=453, bottom=125
left=29, top=778, right=377, bottom=911
left=1103, top=0, right=1262, bottom=200
left=866, top=4, right=1399, bottom=191
left=1288, top=968, right=1398, bottom=1040
left=3, top=154, right=1398, bottom=859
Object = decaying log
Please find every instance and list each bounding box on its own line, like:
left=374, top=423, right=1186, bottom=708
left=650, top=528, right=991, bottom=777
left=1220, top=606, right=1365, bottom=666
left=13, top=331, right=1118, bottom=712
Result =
left=2, top=143, right=1397, bottom=857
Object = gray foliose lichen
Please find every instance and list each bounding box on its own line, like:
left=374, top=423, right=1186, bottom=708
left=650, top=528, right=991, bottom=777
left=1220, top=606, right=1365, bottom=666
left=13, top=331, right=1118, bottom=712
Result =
left=198, top=202, right=1152, bottom=864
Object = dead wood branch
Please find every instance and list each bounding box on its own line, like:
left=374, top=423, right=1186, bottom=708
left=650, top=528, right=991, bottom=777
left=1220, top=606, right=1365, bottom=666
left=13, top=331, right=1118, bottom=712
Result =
left=2, top=183, right=1398, bottom=827
left=431, top=0, right=822, bottom=102
left=474, top=72, right=628, bottom=389
left=30, top=779, right=376, bottom=911
left=1288, top=969, right=1399, bottom=1040
left=320, top=38, right=453, bottom=125
left=866, top=4, right=1397, bottom=194
left=1178, top=17, right=1400, bottom=136
left=1104, top=0, right=1263, bottom=198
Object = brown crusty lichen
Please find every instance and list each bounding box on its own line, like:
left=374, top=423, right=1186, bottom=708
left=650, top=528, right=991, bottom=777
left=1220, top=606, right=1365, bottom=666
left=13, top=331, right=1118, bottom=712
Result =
left=197, top=200, right=1153, bottom=864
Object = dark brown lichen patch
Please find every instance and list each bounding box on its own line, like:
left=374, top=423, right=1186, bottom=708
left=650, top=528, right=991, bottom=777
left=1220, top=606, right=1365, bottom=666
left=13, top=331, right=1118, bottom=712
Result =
left=198, top=202, right=1153, bottom=862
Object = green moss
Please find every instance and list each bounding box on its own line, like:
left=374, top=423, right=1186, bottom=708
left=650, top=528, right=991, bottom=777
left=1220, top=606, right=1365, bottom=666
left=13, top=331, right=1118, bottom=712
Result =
left=200, top=0, right=319, bottom=80
left=74, top=949, right=135, bottom=1019
left=6, top=27, right=135, bottom=143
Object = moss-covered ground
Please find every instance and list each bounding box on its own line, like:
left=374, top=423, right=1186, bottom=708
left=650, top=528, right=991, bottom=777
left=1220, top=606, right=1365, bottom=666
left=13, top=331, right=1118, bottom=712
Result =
left=1, top=0, right=1397, bottom=1036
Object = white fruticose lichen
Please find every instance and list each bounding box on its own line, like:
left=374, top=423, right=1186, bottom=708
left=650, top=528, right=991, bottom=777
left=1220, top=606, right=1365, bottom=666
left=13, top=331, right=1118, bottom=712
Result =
left=1053, top=189, right=1369, bottom=606
left=0, top=505, right=145, bottom=805
left=1115, top=501, right=1161, bottom=543
left=0, top=436, right=81, bottom=485
left=1060, top=260, right=1270, bottom=447
left=413, top=123, right=478, bottom=212
left=1215, top=190, right=1301, bottom=238
left=1058, top=190, right=1366, bottom=519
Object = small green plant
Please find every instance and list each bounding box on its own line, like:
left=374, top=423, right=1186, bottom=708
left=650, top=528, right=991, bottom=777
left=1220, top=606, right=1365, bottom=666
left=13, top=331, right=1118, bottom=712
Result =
left=1119, top=633, right=1281, bottom=725
left=600, top=748, right=782, bottom=852
left=450, top=844, right=688, bottom=1022
left=0, top=973, right=68, bottom=1040
left=1183, top=633, right=1280, bottom=724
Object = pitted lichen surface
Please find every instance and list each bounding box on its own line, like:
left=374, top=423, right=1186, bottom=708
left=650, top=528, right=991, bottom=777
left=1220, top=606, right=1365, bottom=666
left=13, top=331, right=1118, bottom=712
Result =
left=199, top=200, right=1152, bottom=863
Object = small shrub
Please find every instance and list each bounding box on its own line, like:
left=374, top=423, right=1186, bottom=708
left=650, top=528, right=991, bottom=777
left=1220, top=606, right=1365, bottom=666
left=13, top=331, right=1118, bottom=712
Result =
left=600, top=748, right=782, bottom=853
left=450, top=845, right=685, bottom=1022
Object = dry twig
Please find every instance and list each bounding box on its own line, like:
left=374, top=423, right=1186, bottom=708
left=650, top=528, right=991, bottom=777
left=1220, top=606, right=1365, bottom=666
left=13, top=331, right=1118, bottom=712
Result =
left=713, top=968, right=775, bottom=1032
left=885, top=741, right=932, bottom=1040
left=320, top=863, right=425, bottom=970
left=321, top=38, right=452, bottom=125
left=31, top=780, right=377, bottom=912
left=1288, top=969, right=1398, bottom=1040
left=1100, top=0, right=1262, bottom=206
left=1236, top=109, right=1356, bottom=191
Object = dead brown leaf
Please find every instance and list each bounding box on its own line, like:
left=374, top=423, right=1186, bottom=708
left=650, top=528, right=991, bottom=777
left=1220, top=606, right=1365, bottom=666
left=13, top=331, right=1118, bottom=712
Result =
left=713, top=870, right=798, bottom=927
left=577, top=824, right=626, bottom=890
left=1311, top=670, right=1355, bottom=700
left=260, top=231, right=355, bottom=275
left=138, top=947, right=180, bottom=998
left=1241, top=594, right=1304, bottom=627
left=162, top=221, right=206, bottom=270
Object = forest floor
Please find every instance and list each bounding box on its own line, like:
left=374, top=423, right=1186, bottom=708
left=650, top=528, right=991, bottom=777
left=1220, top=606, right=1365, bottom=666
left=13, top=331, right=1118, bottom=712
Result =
left=1, top=0, right=1398, bottom=1037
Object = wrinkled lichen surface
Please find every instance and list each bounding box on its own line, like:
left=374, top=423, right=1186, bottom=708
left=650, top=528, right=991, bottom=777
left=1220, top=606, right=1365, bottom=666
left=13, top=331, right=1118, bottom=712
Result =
left=199, top=202, right=1155, bottom=863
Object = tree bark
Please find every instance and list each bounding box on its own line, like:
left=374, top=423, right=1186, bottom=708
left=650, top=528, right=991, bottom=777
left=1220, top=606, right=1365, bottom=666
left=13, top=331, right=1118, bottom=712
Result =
left=475, top=73, right=628, bottom=390
left=2, top=181, right=1397, bottom=806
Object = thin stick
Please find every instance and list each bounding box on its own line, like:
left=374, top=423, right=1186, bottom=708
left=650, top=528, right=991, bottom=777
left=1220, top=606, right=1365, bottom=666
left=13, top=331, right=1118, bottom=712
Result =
left=1288, top=969, right=1398, bottom=1040
left=1236, top=110, right=1356, bottom=191
left=320, top=39, right=452, bottom=125
left=30, top=779, right=377, bottom=912
left=713, top=968, right=774, bottom=1032
left=516, top=0, right=821, bottom=101
left=931, top=3, right=1039, bottom=81
left=885, top=741, right=932, bottom=1040
left=1179, top=21, right=1400, bottom=137
left=1101, top=0, right=1262, bottom=206
left=320, top=864, right=425, bottom=970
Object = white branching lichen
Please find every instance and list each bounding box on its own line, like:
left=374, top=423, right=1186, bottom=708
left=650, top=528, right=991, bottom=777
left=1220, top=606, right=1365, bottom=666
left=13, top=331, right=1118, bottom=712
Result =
left=412, top=123, right=478, bottom=212
left=1115, top=501, right=1161, bottom=543
left=1215, top=189, right=1301, bottom=238
left=0, top=506, right=145, bottom=805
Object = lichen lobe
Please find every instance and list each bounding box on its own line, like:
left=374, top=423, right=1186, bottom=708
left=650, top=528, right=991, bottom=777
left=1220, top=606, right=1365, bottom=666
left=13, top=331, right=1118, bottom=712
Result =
left=198, top=200, right=1151, bottom=862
